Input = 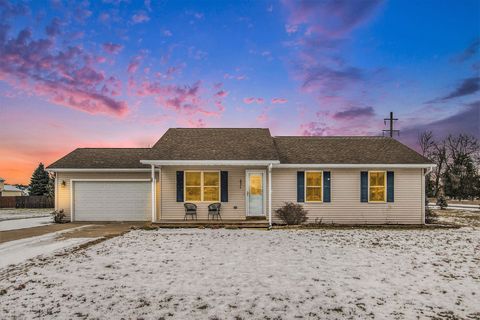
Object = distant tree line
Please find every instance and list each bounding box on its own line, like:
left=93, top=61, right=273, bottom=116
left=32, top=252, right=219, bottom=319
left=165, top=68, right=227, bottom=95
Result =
left=418, top=132, right=480, bottom=200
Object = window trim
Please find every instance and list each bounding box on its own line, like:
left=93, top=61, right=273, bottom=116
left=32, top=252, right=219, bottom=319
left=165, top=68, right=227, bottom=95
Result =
left=184, top=170, right=221, bottom=202
left=304, top=170, right=323, bottom=203
left=368, top=170, right=387, bottom=203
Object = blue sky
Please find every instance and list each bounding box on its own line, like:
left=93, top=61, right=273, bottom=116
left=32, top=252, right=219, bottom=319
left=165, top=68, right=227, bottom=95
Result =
left=0, top=0, right=479, bottom=183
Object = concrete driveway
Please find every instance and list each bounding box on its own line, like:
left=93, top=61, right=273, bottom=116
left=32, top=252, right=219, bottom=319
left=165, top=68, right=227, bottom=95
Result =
left=0, top=222, right=149, bottom=270
left=0, top=222, right=148, bottom=244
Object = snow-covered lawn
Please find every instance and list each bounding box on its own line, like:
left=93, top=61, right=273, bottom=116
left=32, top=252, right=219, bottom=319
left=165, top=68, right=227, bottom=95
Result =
left=0, top=216, right=53, bottom=231
left=1, top=228, right=479, bottom=319
left=0, top=208, right=53, bottom=221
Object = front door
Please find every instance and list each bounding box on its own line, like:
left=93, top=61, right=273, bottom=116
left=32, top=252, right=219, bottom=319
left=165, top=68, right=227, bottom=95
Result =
left=246, top=171, right=265, bottom=216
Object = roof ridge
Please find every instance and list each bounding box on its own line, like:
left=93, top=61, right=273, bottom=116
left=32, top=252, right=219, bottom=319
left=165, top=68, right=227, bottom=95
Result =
left=274, top=136, right=388, bottom=139
left=77, top=147, right=151, bottom=150
left=172, top=127, right=269, bottom=130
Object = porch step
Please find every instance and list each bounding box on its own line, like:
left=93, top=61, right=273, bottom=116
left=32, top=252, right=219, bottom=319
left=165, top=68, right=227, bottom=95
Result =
left=246, top=216, right=267, bottom=221
left=154, top=220, right=269, bottom=228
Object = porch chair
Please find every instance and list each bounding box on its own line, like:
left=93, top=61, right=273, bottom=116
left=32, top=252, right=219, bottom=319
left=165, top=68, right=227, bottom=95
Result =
left=208, top=202, right=222, bottom=221
left=184, top=203, right=198, bottom=220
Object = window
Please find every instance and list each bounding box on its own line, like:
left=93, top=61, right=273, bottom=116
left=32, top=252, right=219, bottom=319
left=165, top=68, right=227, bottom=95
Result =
left=369, top=171, right=386, bottom=202
left=305, top=171, right=322, bottom=202
left=185, top=171, right=220, bottom=202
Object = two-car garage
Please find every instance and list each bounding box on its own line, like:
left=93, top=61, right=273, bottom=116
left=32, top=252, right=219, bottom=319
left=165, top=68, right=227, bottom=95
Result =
left=72, top=180, right=151, bottom=221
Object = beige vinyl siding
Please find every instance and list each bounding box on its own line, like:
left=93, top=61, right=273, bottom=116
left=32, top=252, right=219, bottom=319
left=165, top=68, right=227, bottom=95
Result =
left=271, top=168, right=423, bottom=225
left=56, top=171, right=160, bottom=221
left=159, top=166, right=269, bottom=220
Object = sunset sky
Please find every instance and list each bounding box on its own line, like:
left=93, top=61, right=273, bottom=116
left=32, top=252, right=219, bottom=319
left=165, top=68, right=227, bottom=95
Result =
left=0, top=0, right=479, bottom=184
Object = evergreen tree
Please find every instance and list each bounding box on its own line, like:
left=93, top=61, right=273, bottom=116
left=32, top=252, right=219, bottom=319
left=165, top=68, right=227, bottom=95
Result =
left=46, top=173, right=55, bottom=198
left=29, top=163, right=50, bottom=196
left=444, top=154, right=478, bottom=200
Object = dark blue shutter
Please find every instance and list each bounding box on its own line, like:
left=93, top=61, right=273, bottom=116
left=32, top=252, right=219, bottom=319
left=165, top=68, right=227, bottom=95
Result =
left=297, top=171, right=305, bottom=202
left=323, top=171, right=331, bottom=202
left=387, top=171, right=394, bottom=202
left=176, top=171, right=184, bottom=202
left=360, top=171, right=368, bottom=202
left=221, top=171, right=228, bottom=202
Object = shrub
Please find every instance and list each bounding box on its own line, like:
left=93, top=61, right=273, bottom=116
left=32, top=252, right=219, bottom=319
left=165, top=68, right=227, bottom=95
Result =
left=275, top=202, right=308, bottom=225
left=436, top=195, right=448, bottom=210
left=52, top=209, right=67, bottom=224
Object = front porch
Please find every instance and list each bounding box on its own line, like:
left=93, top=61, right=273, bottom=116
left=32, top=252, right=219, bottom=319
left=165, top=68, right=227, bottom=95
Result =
left=144, top=161, right=277, bottom=226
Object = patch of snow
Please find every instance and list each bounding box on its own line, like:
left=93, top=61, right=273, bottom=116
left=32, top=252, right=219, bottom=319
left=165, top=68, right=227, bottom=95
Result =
left=0, top=216, right=53, bottom=231
left=0, top=226, right=95, bottom=269
left=0, top=208, right=54, bottom=221
left=0, top=228, right=479, bottom=319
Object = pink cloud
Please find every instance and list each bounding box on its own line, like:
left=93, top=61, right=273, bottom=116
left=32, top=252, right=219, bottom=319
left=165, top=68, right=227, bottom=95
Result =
left=163, top=30, right=173, bottom=37
left=215, top=90, right=229, bottom=98
left=45, top=17, right=62, bottom=37
left=271, top=98, right=288, bottom=104
left=224, top=73, right=247, bottom=80
left=102, top=42, right=124, bottom=54
left=283, top=0, right=381, bottom=38
left=132, top=11, right=150, bottom=24
left=0, top=26, right=128, bottom=117
left=243, top=97, right=264, bottom=105
left=130, top=79, right=226, bottom=118
left=332, top=106, right=375, bottom=120
left=184, top=118, right=206, bottom=128
left=127, top=56, right=142, bottom=74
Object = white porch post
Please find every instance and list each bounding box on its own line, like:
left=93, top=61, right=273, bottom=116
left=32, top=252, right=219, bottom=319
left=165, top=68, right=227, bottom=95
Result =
left=151, top=164, right=156, bottom=222
left=268, top=163, right=272, bottom=228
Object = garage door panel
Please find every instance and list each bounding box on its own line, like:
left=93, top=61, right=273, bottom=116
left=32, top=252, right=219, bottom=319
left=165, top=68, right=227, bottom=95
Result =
left=74, top=181, right=151, bottom=221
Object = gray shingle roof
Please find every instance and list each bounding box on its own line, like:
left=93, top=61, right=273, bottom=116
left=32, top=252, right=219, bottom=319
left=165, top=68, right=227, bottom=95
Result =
left=47, top=129, right=432, bottom=169
left=148, top=128, right=279, bottom=160
left=273, top=136, right=431, bottom=164
left=47, top=148, right=151, bottom=169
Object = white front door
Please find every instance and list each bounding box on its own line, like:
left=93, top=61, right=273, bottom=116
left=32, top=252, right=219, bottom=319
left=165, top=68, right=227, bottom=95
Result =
left=246, top=171, right=266, bottom=216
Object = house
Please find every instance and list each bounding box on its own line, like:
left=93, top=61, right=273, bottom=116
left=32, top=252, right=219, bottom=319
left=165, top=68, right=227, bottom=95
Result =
left=46, top=128, right=434, bottom=226
left=0, top=178, right=26, bottom=196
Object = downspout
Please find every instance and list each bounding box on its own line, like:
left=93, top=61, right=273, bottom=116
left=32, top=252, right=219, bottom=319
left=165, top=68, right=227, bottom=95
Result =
left=422, top=165, right=435, bottom=224
left=151, top=164, right=156, bottom=223
left=268, top=163, right=273, bottom=229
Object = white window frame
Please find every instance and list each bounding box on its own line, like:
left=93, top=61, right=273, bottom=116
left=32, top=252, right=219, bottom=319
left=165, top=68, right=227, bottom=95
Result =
left=184, top=170, right=221, bottom=202
left=368, top=170, right=387, bottom=203
left=305, top=170, right=323, bottom=203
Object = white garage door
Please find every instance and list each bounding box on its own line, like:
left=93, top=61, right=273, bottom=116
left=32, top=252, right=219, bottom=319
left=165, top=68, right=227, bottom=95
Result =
left=73, top=181, right=151, bottom=221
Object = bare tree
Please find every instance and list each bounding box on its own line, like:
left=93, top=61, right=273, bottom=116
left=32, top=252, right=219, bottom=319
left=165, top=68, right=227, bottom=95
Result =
left=446, top=134, right=480, bottom=166
left=418, top=131, right=435, bottom=158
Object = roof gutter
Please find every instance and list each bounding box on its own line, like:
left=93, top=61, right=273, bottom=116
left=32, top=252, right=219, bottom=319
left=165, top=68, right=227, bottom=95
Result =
left=273, top=163, right=436, bottom=169
left=46, top=168, right=157, bottom=172
left=140, top=160, right=281, bottom=166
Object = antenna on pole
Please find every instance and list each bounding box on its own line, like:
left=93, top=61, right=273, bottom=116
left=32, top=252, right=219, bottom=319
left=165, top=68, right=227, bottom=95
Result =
left=382, top=111, right=399, bottom=137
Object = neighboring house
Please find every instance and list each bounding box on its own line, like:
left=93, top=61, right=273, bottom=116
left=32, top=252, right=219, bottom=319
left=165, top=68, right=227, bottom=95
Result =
left=0, top=180, right=26, bottom=197
left=46, top=128, right=434, bottom=225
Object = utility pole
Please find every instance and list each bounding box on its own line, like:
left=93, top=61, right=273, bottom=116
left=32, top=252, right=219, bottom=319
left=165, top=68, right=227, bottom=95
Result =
left=382, top=112, right=399, bottom=137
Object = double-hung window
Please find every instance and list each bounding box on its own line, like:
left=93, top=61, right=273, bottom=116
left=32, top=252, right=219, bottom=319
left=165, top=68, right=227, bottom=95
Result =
left=185, top=171, right=220, bottom=202
left=369, top=171, right=386, bottom=202
left=305, top=171, right=323, bottom=202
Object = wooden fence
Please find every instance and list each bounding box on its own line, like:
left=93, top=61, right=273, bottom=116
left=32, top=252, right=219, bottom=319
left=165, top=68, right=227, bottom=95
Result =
left=0, top=196, right=54, bottom=209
